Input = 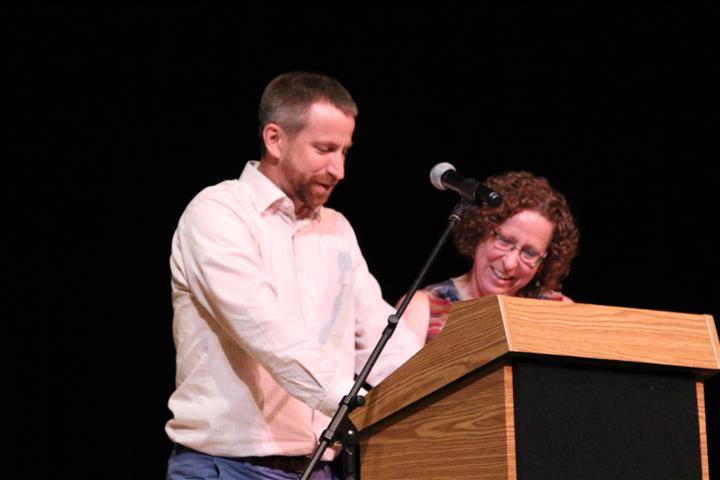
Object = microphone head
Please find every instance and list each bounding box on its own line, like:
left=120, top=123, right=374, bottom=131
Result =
left=429, top=162, right=456, bottom=190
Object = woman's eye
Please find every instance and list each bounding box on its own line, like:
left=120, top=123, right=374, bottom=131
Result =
left=497, top=236, right=512, bottom=246
left=521, top=249, right=539, bottom=260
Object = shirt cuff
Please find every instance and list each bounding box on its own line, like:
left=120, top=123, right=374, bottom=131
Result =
left=316, top=378, right=356, bottom=417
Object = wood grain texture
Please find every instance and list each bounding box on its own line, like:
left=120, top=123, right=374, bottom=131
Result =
left=351, top=295, right=510, bottom=431
left=357, top=365, right=513, bottom=480
left=499, top=296, right=720, bottom=371
left=697, top=381, right=709, bottom=480
left=351, top=296, right=720, bottom=433
left=705, top=314, right=720, bottom=370
left=502, top=366, right=516, bottom=480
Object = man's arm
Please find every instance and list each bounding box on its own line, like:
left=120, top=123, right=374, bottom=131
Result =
left=341, top=216, right=423, bottom=387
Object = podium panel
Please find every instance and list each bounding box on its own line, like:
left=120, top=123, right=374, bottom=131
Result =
left=359, top=364, right=515, bottom=479
left=513, top=359, right=702, bottom=479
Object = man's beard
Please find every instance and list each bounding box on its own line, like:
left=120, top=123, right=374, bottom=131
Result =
left=294, top=175, right=337, bottom=210
left=283, top=161, right=338, bottom=211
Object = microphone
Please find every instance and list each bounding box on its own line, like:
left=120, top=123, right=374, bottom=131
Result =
left=429, top=163, right=502, bottom=207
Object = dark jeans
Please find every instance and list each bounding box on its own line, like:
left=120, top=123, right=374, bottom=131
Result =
left=166, top=444, right=340, bottom=480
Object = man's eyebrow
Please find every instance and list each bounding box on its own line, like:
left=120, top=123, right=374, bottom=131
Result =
left=312, top=141, right=354, bottom=149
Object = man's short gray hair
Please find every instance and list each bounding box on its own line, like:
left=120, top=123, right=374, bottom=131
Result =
left=258, top=72, right=358, bottom=155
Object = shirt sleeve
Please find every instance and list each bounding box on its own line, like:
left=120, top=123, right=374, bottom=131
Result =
left=175, top=192, right=352, bottom=417
left=339, top=216, right=423, bottom=387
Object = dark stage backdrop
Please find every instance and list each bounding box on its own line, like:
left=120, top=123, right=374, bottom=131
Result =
left=8, top=6, right=719, bottom=479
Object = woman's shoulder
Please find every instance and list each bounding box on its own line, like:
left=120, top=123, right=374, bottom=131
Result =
left=423, top=278, right=463, bottom=303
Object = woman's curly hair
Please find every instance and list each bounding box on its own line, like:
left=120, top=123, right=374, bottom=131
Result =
left=453, top=171, right=580, bottom=298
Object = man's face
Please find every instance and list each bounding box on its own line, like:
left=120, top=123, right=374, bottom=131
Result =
left=277, top=102, right=355, bottom=213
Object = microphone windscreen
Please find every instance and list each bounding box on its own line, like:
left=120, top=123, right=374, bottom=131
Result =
left=429, top=162, right=455, bottom=190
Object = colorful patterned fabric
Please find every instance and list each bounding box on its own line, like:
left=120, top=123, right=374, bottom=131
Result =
left=422, top=279, right=468, bottom=342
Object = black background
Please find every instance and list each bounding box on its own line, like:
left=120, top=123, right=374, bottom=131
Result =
left=7, top=6, right=719, bottom=478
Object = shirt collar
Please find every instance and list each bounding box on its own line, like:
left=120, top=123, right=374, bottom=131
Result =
left=239, top=161, right=322, bottom=223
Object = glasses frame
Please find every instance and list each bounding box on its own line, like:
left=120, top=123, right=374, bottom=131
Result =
left=491, top=230, right=548, bottom=268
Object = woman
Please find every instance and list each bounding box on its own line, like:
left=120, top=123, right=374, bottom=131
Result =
left=405, top=171, right=580, bottom=345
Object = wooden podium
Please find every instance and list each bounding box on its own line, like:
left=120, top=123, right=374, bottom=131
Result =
left=349, top=295, right=720, bottom=479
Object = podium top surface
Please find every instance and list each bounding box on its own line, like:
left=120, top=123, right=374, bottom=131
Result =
left=492, top=295, right=718, bottom=370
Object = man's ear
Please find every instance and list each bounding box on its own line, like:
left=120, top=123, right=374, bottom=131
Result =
left=262, top=123, right=284, bottom=160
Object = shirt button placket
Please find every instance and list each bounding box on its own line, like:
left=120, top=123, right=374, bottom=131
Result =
left=293, top=225, right=312, bottom=326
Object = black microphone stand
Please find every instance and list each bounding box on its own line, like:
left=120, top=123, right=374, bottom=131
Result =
left=300, top=199, right=473, bottom=480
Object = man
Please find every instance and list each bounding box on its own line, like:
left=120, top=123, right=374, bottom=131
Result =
left=165, top=72, right=422, bottom=479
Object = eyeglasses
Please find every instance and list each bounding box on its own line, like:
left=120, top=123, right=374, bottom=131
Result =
left=492, top=230, right=547, bottom=268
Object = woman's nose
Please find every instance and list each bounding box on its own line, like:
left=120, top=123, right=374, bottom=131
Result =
left=502, top=249, right=520, bottom=271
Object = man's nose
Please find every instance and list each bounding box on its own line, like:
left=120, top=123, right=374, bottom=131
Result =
left=327, top=154, right=345, bottom=181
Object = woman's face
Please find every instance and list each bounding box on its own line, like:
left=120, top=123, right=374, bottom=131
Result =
left=470, top=209, right=554, bottom=297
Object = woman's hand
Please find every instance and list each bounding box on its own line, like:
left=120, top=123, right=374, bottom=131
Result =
left=538, top=290, right=574, bottom=303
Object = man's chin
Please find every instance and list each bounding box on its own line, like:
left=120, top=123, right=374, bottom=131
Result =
left=310, top=195, right=330, bottom=209
left=299, top=191, right=331, bottom=211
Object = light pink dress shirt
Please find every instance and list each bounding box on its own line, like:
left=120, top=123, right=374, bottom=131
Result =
left=165, top=161, right=421, bottom=459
